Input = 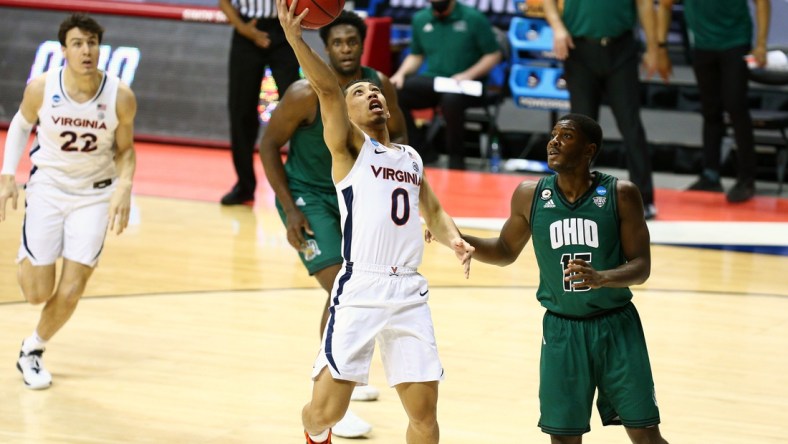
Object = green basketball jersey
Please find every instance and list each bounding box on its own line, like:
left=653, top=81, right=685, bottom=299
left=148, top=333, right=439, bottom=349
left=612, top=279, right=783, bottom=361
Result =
left=530, top=172, right=633, bottom=317
left=562, top=0, right=637, bottom=40
left=284, top=67, right=382, bottom=193
left=682, top=0, right=753, bottom=51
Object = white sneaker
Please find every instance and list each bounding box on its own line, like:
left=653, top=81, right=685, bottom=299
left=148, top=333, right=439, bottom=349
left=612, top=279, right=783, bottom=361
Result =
left=350, top=384, right=379, bottom=401
left=332, top=409, right=372, bottom=438
left=17, top=347, right=52, bottom=390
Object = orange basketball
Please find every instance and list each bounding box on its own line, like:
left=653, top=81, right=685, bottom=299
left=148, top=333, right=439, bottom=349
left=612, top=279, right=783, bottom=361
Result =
left=286, top=0, right=345, bottom=29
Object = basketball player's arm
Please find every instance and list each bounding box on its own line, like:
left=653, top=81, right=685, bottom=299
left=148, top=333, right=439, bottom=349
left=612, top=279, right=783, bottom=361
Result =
left=108, top=83, right=137, bottom=236
left=277, top=0, right=360, bottom=180
left=378, top=72, right=407, bottom=144
left=419, top=177, right=474, bottom=278
left=0, top=75, right=44, bottom=222
left=260, top=81, right=318, bottom=250
left=542, top=0, right=573, bottom=61
left=462, top=181, right=535, bottom=266
left=564, top=180, right=651, bottom=289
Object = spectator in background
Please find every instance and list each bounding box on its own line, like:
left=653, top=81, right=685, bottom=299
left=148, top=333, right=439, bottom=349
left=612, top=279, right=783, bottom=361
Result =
left=658, top=0, right=771, bottom=203
left=218, top=0, right=301, bottom=205
left=390, top=0, right=502, bottom=170
left=543, top=0, right=670, bottom=219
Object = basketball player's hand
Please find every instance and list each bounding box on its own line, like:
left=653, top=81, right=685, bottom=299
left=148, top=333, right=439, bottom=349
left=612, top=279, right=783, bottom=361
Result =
left=424, top=228, right=434, bottom=244
left=0, top=174, right=19, bottom=222
left=451, top=237, right=474, bottom=279
left=239, top=20, right=271, bottom=49
left=563, top=258, right=605, bottom=289
left=277, top=0, right=307, bottom=41
left=108, top=183, right=132, bottom=235
left=284, top=208, right=313, bottom=251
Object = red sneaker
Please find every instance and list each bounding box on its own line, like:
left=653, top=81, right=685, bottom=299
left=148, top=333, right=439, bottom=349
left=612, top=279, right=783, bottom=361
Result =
left=304, top=429, right=332, bottom=444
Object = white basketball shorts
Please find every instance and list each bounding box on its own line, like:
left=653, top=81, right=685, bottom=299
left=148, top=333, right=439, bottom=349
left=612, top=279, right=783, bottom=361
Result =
left=18, top=180, right=112, bottom=267
left=312, top=263, right=445, bottom=387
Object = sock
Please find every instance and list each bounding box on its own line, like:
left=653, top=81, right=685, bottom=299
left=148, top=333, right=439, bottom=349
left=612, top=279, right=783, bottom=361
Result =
left=306, top=429, right=330, bottom=443
left=22, top=331, right=47, bottom=353
left=702, top=168, right=720, bottom=182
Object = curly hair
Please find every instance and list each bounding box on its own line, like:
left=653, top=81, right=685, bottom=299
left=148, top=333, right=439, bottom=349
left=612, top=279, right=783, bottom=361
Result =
left=318, top=10, right=367, bottom=45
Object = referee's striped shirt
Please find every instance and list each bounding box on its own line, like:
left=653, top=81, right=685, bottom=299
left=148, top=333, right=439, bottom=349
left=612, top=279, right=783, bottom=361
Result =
left=232, top=0, right=277, bottom=19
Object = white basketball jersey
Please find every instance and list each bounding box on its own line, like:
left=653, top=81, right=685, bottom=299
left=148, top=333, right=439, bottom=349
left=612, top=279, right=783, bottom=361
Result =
left=335, top=133, right=425, bottom=268
left=31, top=67, right=119, bottom=190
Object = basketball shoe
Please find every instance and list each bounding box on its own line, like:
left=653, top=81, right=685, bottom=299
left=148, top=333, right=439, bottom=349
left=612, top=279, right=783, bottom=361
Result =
left=350, top=384, right=380, bottom=401
left=333, top=409, right=372, bottom=438
left=17, top=344, right=52, bottom=390
left=305, top=429, right=332, bottom=444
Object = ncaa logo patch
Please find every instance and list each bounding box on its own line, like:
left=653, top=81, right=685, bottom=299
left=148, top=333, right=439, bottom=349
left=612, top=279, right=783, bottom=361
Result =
left=412, top=162, right=419, bottom=173
left=301, top=239, right=321, bottom=261
left=595, top=186, right=607, bottom=196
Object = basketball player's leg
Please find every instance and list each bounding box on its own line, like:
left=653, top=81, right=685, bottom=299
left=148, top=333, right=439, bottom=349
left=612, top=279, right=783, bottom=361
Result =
left=596, top=305, right=667, bottom=444
left=17, top=260, right=57, bottom=304
left=16, top=182, right=64, bottom=304
left=36, top=259, right=94, bottom=340
left=34, top=189, right=109, bottom=340
left=314, top=264, right=341, bottom=334
left=383, top=297, right=443, bottom=443
left=15, top=184, right=69, bottom=388
left=625, top=426, right=668, bottom=444
left=275, top=190, right=343, bottom=336
left=312, top=263, right=376, bottom=437
left=303, top=367, right=356, bottom=436
left=395, top=381, right=439, bottom=444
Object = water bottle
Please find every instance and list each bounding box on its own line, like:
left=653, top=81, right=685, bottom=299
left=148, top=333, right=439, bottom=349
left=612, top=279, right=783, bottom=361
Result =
left=490, top=136, right=501, bottom=173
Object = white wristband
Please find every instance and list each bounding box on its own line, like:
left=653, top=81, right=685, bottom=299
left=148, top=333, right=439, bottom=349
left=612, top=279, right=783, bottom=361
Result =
left=1, top=111, right=34, bottom=175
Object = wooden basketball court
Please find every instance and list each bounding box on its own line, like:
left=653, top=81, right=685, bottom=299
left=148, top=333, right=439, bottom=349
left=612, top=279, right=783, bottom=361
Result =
left=0, top=141, right=787, bottom=443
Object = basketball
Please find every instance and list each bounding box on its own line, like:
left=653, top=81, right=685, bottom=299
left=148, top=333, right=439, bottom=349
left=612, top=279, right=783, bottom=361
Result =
left=286, top=0, right=345, bottom=29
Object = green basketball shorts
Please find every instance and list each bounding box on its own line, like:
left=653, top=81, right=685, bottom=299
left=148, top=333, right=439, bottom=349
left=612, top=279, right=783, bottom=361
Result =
left=538, top=302, right=661, bottom=435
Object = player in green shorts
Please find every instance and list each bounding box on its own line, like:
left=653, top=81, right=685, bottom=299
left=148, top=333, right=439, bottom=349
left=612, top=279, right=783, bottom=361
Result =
left=259, top=10, right=406, bottom=439
left=461, top=114, right=669, bottom=443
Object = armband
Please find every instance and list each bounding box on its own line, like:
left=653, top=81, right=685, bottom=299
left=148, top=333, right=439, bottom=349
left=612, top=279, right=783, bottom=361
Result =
left=1, top=111, right=34, bottom=175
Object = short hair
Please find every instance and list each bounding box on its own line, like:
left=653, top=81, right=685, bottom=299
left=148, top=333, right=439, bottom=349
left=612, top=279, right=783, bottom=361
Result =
left=342, top=78, right=375, bottom=95
left=58, top=13, right=104, bottom=46
left=557, top=113, right=603, bottom=162
left=318, top=10, right=367, bottom=45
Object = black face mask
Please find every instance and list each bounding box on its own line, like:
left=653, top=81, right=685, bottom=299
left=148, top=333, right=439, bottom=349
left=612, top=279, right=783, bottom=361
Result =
left=431, top=0, right=451, bottom=14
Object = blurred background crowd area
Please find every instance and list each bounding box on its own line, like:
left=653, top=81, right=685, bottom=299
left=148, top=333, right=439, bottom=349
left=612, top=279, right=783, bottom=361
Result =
left=1, top=0, right=787, bottom=183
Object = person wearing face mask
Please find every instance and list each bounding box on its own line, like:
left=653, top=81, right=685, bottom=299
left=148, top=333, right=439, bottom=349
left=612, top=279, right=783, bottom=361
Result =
left=390, top=0, right=502, bottom=170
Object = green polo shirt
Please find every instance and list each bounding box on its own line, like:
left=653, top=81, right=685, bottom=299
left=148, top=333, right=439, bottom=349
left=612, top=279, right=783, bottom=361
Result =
left=683, top=0, right=753, bottom=50
left=409, top=2, right=499, bottom=78
left=561, top=0, right=636, bottom=39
